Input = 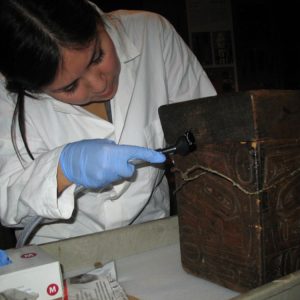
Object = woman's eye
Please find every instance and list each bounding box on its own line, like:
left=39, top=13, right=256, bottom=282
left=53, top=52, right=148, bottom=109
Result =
left=63, top=82, right=78, bottom=94
left=92, top=50, right=104, bottom=65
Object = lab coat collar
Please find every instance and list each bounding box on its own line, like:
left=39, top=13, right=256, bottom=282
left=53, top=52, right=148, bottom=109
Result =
left=89, top=2, right=140, bottom=63
left=103, top=13, right=140, bottom=63
left=35, top=94, right=89, bottom=116
left=102, top=12, right=141, bottom=142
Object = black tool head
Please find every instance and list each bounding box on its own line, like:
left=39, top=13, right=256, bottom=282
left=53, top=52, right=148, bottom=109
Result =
left=175, top=130, right=196, bottom=156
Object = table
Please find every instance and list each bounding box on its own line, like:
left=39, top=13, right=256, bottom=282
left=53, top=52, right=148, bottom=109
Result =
left=117, top=243, right=238, bottom=299
left=40, top=216, right=300, bottom=300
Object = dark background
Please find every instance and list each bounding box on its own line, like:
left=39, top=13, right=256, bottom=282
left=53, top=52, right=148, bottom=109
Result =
left=231, top=0, right=300, bottom=91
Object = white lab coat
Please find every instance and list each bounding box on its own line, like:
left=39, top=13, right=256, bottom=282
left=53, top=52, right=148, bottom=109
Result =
left=0, top=9, right=216, bottom=244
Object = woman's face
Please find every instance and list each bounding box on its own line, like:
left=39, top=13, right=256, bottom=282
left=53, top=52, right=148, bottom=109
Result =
left=44, top=26, right=120, bottom=105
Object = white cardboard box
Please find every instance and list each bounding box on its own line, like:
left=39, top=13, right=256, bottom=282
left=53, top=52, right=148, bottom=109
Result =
left=0, top=245, right=63, bottom=299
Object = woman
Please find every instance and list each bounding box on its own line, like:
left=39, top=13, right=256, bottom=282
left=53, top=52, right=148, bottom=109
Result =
left=0, top=0, right=216, bottom=244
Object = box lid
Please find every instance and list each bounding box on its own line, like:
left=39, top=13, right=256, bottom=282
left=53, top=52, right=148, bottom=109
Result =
left=159, top=90, right=300, bottom=145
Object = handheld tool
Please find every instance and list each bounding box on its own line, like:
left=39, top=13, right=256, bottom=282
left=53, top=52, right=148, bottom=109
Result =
left=129, top=130, right=196, bottom=166
left=156, top=130, right=196, bottom=156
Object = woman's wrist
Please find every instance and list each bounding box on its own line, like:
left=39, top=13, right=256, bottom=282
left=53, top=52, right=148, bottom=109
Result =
left=57, top=163, right=72, bottom=195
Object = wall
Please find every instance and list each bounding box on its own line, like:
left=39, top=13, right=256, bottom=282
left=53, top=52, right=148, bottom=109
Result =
left=185, top=0, right=238, bottom=94
left=231, top=0, right=300, bottom=90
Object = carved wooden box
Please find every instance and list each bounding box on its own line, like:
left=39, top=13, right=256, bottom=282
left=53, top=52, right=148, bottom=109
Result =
left=159, top=90, right=300, bottom=292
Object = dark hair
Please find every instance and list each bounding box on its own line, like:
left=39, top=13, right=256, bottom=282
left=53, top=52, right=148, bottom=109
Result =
left=0, top=0, right=103, bottom=160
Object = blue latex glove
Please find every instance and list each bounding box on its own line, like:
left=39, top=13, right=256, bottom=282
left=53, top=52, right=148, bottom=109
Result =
left=0, top=249, right=11, bottom=267
left=59, top=139, right=166, bottom=189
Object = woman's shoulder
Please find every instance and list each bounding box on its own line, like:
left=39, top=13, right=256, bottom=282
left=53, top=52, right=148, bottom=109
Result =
left=0, top=78, right=16, bottom=108
left=0, top=80, right=55, bottom=115
left=110, top=9, right=163, bottom=21
left=108, top=9, right=172, bottom=33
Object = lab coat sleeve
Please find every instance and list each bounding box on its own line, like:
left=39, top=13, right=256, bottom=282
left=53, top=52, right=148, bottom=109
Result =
left=160, top=16, right=217, bottom=102
left=0, top=92, right=75, bottom=227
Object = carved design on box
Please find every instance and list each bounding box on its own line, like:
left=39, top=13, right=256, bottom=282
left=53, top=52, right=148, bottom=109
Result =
left=276, top=177, right=300, bottom=243
left=177, top=147, right=260, bottom=272
left=179, top=143, right=260, bottom=194
left=263, top=143, right=300, bottom=186
left=232, top=145, right=257, bottom=185
left=175, top=141, right=300, bottom=291
left=262, top=143, right=300, bottom=250
left=264, top=170, right=300, bottom=250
